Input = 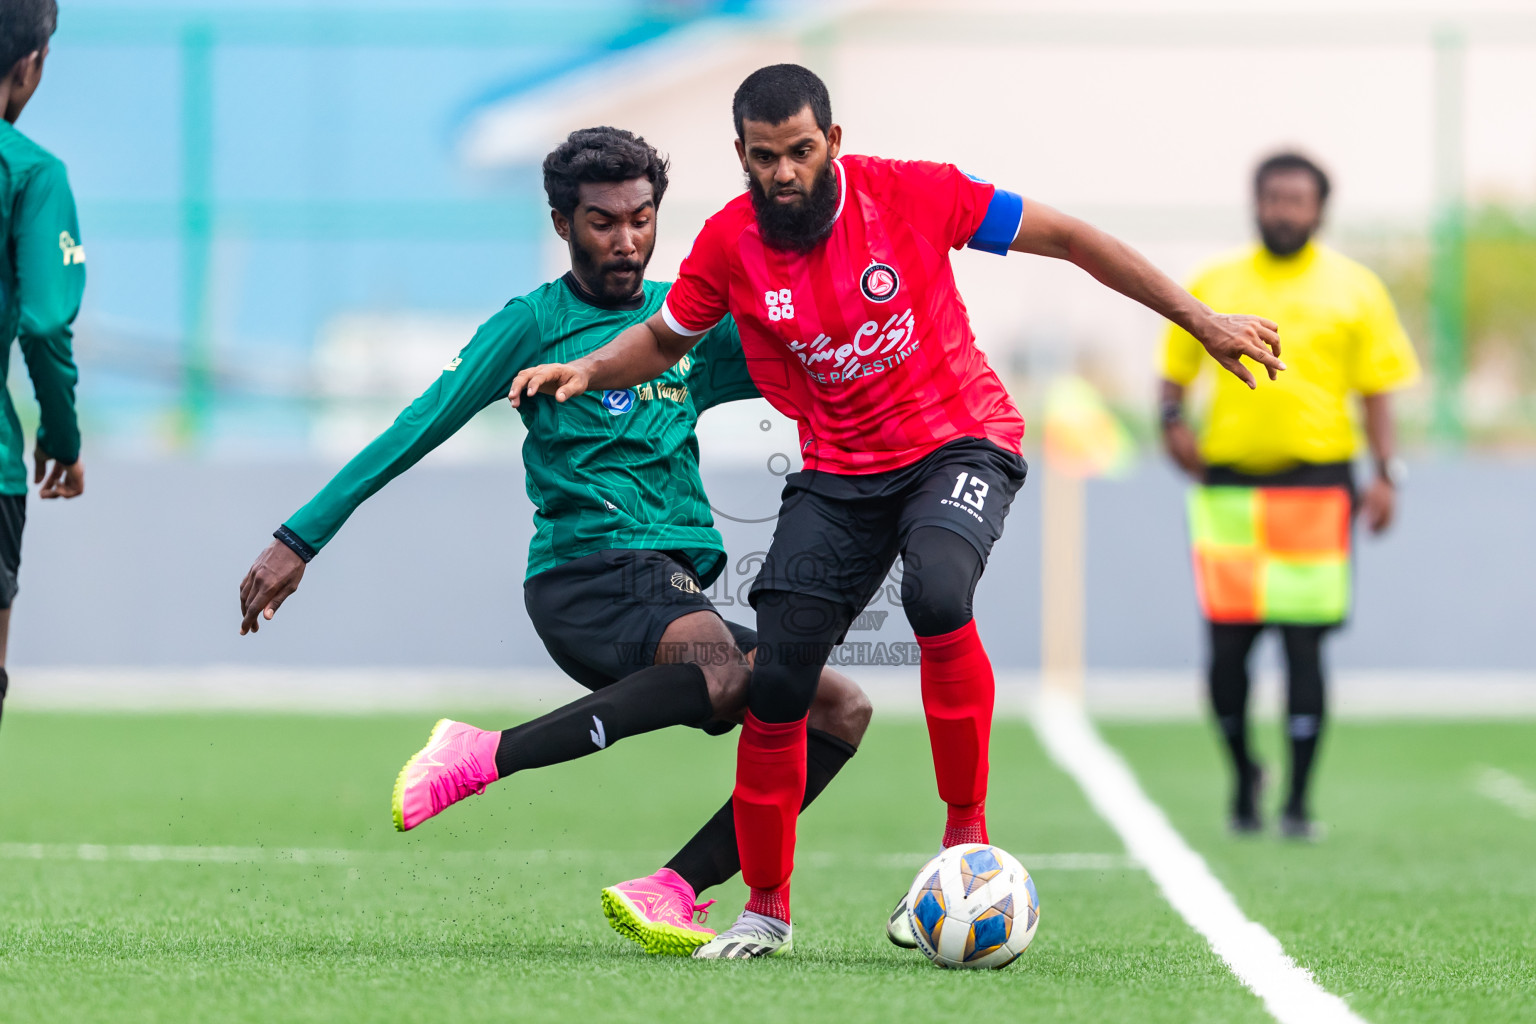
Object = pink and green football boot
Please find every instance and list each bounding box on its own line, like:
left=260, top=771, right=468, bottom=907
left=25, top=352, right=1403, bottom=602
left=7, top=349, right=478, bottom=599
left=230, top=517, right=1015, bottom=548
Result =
left=392, top=718, right=501, bottom=831
left=601, top=868, right=717, bottom=956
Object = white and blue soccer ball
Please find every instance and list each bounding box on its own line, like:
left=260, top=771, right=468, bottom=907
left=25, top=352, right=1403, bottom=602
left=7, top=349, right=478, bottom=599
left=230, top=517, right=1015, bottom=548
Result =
left=904, top=843, right=1040, bottom=969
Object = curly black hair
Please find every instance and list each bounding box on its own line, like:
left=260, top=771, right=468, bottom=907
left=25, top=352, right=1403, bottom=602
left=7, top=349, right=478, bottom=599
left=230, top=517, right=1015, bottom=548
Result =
left=1254, top=151, right=1331, bottom=205
left=542, top=127, right=669, bottom=219
left=0, top=0, right=56, bottom=74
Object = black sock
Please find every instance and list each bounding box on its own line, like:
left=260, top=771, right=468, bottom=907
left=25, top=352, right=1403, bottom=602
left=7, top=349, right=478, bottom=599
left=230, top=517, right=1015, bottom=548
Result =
left=0, top=666, right=7, bottom=732
left=494, top=662, right=713, bottom=778
left=665, top=728, right=857, bottom=895
left=1285, top=716, right=1322, bottom=817
left=1282, top=626, right=1328, bottom=818
left=1209, top=623, right=1263, bottom=816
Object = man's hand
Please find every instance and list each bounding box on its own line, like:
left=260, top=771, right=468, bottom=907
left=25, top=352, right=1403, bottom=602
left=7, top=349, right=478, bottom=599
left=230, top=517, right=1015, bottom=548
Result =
left=508, top=361, right=591, bottom=408
left=1192, top=313, right=1285, bottom=389
left=34, top=445, right=83, bottom=499
left=1362, top=477, right=1395, bottom=535
left=239, top=539, right=306, bottom=635
left=1162, top=421, right=1205, bottom=481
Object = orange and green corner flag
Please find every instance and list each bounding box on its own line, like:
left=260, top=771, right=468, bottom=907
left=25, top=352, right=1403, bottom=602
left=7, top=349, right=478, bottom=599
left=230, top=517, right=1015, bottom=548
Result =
left=1042, top=375, right=1134, bottom=479
left=1188, top=486, right=1351, bottom=624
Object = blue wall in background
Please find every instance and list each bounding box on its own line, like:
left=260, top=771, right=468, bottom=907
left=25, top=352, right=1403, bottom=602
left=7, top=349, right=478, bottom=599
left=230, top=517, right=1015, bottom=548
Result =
left=13, top=2, right=755, bottom=452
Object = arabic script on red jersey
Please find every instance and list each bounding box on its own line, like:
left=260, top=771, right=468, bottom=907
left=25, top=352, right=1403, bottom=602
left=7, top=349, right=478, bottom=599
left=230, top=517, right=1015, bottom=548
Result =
left=662, top=155, right=1026, bottom=475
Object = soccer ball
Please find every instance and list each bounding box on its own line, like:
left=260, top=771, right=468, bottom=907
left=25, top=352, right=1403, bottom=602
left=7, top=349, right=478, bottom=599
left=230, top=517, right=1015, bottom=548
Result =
left=904, top=843, right=1040, bottom=969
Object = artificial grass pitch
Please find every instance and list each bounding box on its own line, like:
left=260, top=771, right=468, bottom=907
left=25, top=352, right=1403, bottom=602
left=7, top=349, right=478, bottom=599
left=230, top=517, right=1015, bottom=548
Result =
left=0, top=710, right=1528, bottom=1022
left=1105, top=719, right=1536, bottom=1024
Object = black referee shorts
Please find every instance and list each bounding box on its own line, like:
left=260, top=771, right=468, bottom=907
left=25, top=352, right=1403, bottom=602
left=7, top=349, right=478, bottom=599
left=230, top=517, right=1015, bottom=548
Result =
left=0, top=494, right=24, bottom=610
left=524, top=548, right=757, bottom=692
left=748, top=437, right=1027, bottom=626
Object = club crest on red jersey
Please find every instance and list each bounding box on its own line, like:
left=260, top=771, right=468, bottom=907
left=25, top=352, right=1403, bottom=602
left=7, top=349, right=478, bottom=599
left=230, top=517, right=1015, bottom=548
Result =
left=860, top=261, right=900, bottom=303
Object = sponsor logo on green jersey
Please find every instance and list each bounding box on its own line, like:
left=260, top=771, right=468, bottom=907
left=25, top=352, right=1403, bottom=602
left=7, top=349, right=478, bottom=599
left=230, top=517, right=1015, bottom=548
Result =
left=601, top=389, right=637, bottom=415
left=58, top=231, right=85, bottom=266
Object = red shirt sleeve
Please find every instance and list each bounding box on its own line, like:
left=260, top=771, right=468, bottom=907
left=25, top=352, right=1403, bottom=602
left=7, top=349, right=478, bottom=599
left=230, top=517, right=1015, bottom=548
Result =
left=860, top=157, right=997, bottom=252
left=661, top=210, right=735, bottom=337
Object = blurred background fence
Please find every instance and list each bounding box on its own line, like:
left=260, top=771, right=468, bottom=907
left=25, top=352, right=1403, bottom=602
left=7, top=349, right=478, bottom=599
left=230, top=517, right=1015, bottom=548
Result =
left=10, top=0, right=1536, bottom=671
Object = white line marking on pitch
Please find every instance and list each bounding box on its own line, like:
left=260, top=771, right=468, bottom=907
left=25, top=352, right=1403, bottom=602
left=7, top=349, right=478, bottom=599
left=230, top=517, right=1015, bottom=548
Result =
left=864, top=851, right=1137, bottom=871
left=1474, top=766, right=1536, bottom=820
left=0, top=843, right=358, bottom=865
left=0, top=842, right=1132, bottom=871
left=1032, top=690, right=1367, bottom=1024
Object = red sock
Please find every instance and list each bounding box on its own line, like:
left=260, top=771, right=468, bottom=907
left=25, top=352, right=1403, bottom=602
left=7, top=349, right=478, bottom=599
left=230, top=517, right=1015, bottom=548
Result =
left=917, top=619, right=995, bottom=848
left=734, top=712, right=807, bottom=922
left=943, top=801, right=988, bottom=847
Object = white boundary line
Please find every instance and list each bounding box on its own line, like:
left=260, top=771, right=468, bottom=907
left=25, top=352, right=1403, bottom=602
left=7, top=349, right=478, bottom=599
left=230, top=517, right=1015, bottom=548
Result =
left=1032, top=690, right=1367, bottom=1024
left=0, top=842, right=1133, bottom=872
left=864, top=851, right=1137, bottom=872
left=1473, top=765, right=1536, bottom=820
left=9, top=668, right=1535, bottom=718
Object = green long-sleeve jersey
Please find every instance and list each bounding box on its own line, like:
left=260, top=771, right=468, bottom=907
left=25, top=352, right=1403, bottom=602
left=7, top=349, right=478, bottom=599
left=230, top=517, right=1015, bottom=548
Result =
left=283, top=275, right=760, bottom=584
left=0, top=120, right=84, bottom=492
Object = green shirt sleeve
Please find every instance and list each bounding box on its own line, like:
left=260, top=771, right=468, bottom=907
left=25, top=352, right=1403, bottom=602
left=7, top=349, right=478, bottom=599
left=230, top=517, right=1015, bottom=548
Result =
left=283, top=300, right=539, bottom=553
left=14, top=157, right=85, bottom=464
left=687, top=315, right=760, bottom=413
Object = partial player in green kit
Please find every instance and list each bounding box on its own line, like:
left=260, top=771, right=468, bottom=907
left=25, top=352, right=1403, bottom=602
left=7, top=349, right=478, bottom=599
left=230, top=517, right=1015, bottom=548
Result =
left=237, top=127, right=870, bottom=957
left=0, top=0, right=87, bottom=735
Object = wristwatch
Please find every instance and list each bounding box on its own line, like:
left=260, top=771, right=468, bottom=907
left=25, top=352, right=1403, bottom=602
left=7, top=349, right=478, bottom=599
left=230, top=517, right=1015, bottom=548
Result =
left=1376, top=456, right=1408, bottom=488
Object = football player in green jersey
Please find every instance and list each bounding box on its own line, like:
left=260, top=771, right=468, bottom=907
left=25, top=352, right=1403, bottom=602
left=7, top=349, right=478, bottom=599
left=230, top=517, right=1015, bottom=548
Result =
left=237, top=127, right=870, bottom=956
left=0, top=0, right=86, bottom=735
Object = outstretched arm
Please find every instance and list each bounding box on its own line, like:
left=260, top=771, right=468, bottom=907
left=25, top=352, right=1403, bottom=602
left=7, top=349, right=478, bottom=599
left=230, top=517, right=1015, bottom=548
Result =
left=508, top=311, right=696, bottom=407
left=1011, top=200, right=1285, bottom=388
left=240, top=304, right=536, bottom=634
left=238, top=367, right=499, bottom=634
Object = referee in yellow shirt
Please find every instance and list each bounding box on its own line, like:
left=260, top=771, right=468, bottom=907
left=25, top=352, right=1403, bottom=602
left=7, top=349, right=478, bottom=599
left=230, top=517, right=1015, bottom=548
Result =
left=1161, top=153, right=1420, bottom=839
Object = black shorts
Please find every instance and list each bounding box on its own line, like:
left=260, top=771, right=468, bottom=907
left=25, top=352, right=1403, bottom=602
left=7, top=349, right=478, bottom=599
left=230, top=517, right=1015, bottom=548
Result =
left=0, top=494, right=23, bottom=609
left=524, top=548, right=757, bottom=692
left=1205, top=461, right=1357, bottom=504
left=748, top=437, right=1028, bottom=620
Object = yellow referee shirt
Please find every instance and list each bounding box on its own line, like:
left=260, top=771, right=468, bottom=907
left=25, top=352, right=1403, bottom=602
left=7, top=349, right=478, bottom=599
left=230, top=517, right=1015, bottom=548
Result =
left=1162, top=243, right=1420, bottom=474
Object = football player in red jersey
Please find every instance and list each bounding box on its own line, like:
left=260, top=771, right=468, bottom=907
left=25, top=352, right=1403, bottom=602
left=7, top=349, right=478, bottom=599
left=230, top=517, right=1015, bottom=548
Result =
left=511, top=64, right=1284, bottom=959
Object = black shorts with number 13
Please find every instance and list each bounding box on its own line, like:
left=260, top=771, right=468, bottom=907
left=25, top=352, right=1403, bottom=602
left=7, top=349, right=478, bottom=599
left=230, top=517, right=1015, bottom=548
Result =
left=748, top=437, right=1027, bottom=623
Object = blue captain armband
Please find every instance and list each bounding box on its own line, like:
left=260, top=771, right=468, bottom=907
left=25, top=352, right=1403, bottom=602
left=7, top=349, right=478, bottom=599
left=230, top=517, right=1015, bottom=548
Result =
left=966, top=186, right=1025, bottom=255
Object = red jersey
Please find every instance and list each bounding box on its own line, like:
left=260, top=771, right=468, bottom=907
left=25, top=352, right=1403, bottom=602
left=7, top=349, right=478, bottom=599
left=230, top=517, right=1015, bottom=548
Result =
left=662, top=154, right=1026, bottom=475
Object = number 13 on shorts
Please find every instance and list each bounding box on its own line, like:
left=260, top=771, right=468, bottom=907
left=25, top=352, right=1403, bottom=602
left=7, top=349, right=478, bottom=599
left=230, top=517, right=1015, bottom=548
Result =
left=951, top=472, right=989, bottom=510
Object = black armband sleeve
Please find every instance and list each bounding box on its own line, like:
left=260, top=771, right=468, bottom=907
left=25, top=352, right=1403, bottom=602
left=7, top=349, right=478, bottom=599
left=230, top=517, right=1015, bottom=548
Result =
left=273, top=525, right=317, bottom=563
